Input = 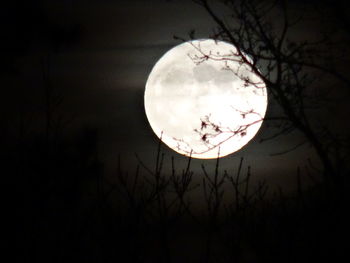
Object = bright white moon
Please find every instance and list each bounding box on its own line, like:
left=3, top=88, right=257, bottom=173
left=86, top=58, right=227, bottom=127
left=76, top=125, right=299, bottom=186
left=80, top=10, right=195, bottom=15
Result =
left=144, top=39, right=267, bottom=159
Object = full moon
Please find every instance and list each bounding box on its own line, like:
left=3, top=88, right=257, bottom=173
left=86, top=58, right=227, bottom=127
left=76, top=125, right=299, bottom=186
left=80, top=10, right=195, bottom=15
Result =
left=144, top=39, right=267, bottom=159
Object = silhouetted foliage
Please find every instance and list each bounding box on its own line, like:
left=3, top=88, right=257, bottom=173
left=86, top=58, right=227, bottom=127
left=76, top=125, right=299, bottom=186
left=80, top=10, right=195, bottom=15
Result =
left=15, top=139, right=348, bottom=262
left=7, top=1, right=349, bottom=262
left=175, top=0, right=350, bottom=188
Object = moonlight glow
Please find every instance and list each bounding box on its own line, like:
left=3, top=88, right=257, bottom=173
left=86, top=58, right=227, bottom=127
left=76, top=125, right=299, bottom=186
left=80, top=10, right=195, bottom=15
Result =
left=144, top=39, right=267, bottom=159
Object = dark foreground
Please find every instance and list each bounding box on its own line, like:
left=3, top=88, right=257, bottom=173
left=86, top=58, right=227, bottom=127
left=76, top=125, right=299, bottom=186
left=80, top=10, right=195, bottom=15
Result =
left=9, top=131, right=349, bottom=263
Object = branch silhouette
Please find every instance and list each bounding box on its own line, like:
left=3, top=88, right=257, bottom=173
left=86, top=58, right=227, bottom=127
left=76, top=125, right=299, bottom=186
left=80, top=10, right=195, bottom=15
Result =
left=177, top=0, right=350, bottom=185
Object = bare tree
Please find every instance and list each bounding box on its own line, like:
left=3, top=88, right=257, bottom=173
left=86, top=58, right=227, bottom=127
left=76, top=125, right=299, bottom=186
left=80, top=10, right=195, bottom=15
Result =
left=182, top=0, right=350, bottom=186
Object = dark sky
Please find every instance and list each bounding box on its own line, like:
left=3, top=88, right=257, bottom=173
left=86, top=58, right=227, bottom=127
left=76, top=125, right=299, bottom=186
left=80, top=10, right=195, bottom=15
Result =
left=3, top=0, right=349, bottom=194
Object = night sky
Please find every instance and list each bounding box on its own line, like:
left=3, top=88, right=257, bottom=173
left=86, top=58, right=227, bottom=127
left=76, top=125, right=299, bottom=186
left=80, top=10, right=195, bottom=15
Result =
left=4, top=0, right=350, bottom=262
left=5, top=0, right=344, bottom=190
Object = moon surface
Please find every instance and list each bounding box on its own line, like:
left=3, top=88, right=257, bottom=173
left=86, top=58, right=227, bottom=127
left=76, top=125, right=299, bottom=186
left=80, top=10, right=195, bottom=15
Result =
left=144, top=39, right=267, bottom=159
